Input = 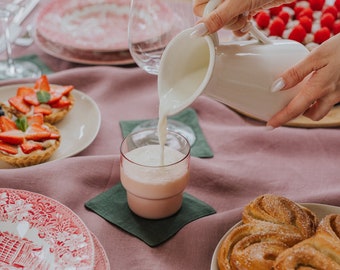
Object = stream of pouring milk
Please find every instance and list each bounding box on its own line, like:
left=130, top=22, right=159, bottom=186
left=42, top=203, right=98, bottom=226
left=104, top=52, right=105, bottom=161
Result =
left=157, top=68, right=205, bottom=164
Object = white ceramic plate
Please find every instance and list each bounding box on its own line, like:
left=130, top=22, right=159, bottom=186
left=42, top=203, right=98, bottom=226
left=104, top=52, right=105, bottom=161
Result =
left=0, top=84, right=101, bottom=169
left=0, top=188, right=95, bottom=269
left=210, top=203, right=340, bottom=270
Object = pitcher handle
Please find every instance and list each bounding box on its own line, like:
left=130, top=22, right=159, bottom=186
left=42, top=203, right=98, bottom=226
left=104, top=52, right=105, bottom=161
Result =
left=204, top=0, right=272, bottom=44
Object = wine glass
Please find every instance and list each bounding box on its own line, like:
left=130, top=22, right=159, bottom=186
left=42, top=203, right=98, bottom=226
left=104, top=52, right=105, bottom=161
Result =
left=0, top=1, right=41, bottom=80
left=128, top=0, right=197, bottom=146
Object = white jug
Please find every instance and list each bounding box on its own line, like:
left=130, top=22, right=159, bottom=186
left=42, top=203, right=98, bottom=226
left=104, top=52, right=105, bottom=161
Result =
left=158, top=0, right=310, bottom=121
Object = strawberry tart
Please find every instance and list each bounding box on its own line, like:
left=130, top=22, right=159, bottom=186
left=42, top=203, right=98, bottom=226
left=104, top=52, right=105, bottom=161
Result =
left=0, top=113, right=60, bottom=167
left=2, top=75, right=74, bottom=124
left=253, top=0, right=340, bottom=50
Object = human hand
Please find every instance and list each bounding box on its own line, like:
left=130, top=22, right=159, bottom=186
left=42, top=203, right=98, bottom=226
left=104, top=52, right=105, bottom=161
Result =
left=267, top=33, right=340, bottom=128
left=192, top=0, right=294, bottom=36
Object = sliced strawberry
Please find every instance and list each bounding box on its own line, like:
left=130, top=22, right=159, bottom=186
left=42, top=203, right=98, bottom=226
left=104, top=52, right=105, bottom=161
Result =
left=256, top=11, right=270, bottom=28
left=320, top=13, right=335, bottom=30
left=289, top=24, right=307, bottom=43
left=0, top=116, right=18, bottom=132
left=299, top=16, right=312, bottom=33
left=0, top=141, right=18, bottom=155
left=25, top=124, right=51, bottom=141
left=0, top=130, right=25, bottom=145
left=20, top=141, right=43, bottom=154
left=23, top=93, right=39, bottom=106
left=8, top=96, right=31, bottom=114
left=16, top=87, right=35, bottom=97
left=269, top=17, right=285, bottom=36
left=27, top=114, right=44, bottom=126
left=50, top=98, right=71, bottom=109
left=49, top=131, right=60, bottom=140
left=34, top=75, right=50, bottom=91
left=53, top=85, right=74, bottom=96
left=314, top=27, right=331, bottom=44
left=47, top=91, right=63, bottom=104
left=33, top=105, right=52, bottom=115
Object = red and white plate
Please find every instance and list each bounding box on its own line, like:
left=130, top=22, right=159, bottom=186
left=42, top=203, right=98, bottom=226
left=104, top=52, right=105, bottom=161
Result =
left=0, top=188, right=95, bottom=269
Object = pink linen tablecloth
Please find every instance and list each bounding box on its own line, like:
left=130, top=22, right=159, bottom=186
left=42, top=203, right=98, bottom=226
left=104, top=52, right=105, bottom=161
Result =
left=1, top=1, right=340, bottom=269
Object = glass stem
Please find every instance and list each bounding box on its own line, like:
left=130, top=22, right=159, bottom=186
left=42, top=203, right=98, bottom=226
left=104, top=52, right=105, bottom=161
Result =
left=3, top=15, right=16, bottom=76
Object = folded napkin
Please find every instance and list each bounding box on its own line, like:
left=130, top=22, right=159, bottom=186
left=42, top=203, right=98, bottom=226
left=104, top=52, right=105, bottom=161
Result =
left=119, top=108, right=213, bottom=158
left=16, top=54, right=52, bottom=75
left=85, top=183, right=216, bottom=247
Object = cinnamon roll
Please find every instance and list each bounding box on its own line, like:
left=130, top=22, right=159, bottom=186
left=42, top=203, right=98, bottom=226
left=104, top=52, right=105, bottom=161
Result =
left=217, top=194, right=319, bottom=270
left=274, top=214, right=340, bottom=270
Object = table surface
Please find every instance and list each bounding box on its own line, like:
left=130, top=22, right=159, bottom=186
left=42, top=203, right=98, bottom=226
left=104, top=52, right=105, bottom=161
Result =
left=1, top=1, right=340, bottom=269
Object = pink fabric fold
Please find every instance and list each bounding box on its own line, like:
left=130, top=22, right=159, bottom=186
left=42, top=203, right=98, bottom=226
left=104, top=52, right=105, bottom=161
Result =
left=0, top=65, right=340, bottom=269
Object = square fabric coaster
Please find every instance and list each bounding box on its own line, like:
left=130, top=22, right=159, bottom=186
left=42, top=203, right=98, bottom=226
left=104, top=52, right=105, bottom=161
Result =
left=85, top=183, right=216, bottom=247
left=119, top=108, right=213, bottom=158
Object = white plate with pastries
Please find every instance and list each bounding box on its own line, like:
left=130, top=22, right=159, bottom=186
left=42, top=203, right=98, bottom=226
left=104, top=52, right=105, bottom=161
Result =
left=0, top=84, right=101, bottom=169
left=210, top=202, right=340, bottom=270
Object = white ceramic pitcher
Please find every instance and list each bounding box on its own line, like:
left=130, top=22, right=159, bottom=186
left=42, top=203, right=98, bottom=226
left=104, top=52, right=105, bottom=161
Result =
left=158, top=0, right=310, bottom=121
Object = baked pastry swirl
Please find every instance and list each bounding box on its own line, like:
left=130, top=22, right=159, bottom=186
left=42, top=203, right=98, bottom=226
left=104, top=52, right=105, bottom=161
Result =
left=217, top=194, right=319, bottom=270
left=274, top=214, right=340, bottom=270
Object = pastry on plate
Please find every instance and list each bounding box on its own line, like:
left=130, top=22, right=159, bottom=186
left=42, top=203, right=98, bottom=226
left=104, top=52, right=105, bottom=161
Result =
left=2, top=75, right=74, bottom=124
left=217, top=194, right=318, bottom=270
left=274, top=214, right=340, bottom=269
left=0, top=113, right=60, bottom=167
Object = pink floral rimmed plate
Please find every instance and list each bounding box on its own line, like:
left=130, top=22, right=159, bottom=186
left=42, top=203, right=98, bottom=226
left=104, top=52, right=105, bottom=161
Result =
left=35, top=0, right=171, bottom=53
left=0, top=188, right=95, bottom=269
left=210, top=203, right=340, bottom=270
left=34, top=30, right=134, bottom=65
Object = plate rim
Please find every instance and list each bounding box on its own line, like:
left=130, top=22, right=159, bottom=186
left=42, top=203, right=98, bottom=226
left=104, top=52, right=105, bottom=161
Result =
left=0, top=83, right=101, bottom=169
left=0, top=188, right=95, bottom=268
left=210, top=202, right=340, bottom=270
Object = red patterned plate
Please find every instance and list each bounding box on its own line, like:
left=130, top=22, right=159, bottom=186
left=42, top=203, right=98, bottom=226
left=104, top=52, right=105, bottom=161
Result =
left=0, top=188, right=95, bottom=269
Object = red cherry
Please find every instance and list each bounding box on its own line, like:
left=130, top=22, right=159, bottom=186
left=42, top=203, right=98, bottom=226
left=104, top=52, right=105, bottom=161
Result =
left=322, top=5, right=338, bottom=19
left=256, top=11, right=271, bottom=29
left=333, top=20, right=340, bottom=35
left=289, top=24, right=307, bottom=43
left=299, top=16, right=313, bottom=33
left=335, top=0, right=340, bottom=11
left=314, top=27, right=331, bottom=44
left=321, top=13, right=336, bottom=30
left=297, top=7, right=314, bottom=20
left=308, top=0, right=325, bottom=11
left=278, top=11, right=290, bottom=25
left=269, top=17, right=286, bottom=37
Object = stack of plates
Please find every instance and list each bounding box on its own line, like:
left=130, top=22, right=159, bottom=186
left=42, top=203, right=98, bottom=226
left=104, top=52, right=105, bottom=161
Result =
left=34, top=0, right=134, bottom=65
left=0, top=188, right=110, bottom=269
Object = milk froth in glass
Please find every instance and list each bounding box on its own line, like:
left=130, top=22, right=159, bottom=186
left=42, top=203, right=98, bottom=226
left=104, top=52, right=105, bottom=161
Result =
left=120, top=129, right=190, bottom=219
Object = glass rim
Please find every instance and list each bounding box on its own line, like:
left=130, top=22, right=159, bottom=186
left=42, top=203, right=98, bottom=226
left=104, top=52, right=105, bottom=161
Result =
left=120, top=128, right=190, bottom=168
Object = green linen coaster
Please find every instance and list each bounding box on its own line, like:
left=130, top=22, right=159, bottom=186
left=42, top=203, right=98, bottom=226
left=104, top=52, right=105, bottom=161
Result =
left=16, top=54, right=52, bottom=75
left=85, top=183, right=216, bottom=247
left=119, top=108, right=213, bottom=158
